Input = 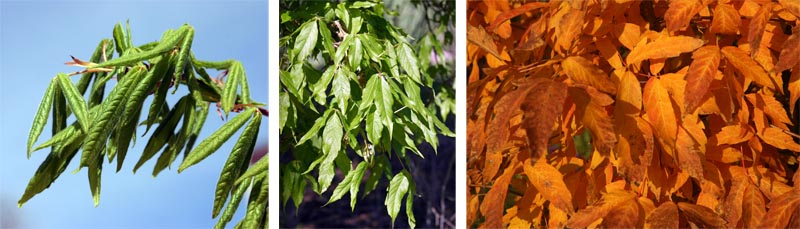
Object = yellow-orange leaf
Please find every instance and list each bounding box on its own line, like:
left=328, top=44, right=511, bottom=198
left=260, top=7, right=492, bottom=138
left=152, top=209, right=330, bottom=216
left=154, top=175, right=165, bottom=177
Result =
left=721, top=46, right=779, bottom=92
left=790, top=64, right=800, bottom=116
left=565, top=190, right=636, bottom=228
left=524, top=160, right=573, bottom=214
left=644, top=77, right=679, bottom=148
left=665, top=0, right=702, bottom=33
left=562, top=56, right=617, bottom=94
left=487, top=2, right=549, bottom=33
left=627, top=36, right=704, bottom=65
left=748, top=2, right=773, bottom=58
left=781, top=0, right=800, bottom=18
left=602, top=197, right=640, bottom=228
left=757, top=189, right=800, bottom=228
left=570, top=86, right=617, bottom=153
left=556, top=9, right=585, bottom=54
left=757, top=127, right=800, bottom=152
left=677, top=202, right=727, bottom=228
left=675, top=126, right=705, bottom=181
left=480, top=163, right=517, bottom=228
left=711, top=3, right=741, bottom=35
left=467, top=25, right=510, bottom=62
left=723, top=175, right=747, bottom=227
left=774, top=26, right=800, bottom=73
left=715, top=124, right=753, bottom=145
left=685, top=45, right=721, bottom=114
left=646, top=201, right=679, bottom=228
left=615, top=23, right=642, bottom=50
left=741, top=182, right=766, bottom=228
left=746, top=93, right=792, bottom=125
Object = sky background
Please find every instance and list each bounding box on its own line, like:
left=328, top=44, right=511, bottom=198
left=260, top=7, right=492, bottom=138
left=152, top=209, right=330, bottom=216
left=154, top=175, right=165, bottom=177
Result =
left=0, top=1, right=268, bottom=228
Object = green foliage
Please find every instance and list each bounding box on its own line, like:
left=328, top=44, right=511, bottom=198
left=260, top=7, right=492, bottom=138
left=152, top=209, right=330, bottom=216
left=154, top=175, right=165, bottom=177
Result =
left=22, top=22, right=267, bottom=228
left=279, top=0, right=454, bottom=227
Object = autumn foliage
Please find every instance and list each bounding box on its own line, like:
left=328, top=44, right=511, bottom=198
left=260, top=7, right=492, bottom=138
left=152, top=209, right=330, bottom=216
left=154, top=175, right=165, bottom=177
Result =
left=467, top=0, right=800, bottom=228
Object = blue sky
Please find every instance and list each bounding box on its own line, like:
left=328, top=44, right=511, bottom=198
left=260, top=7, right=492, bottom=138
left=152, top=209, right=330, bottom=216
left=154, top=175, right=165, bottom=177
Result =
left=0, top=1, right=268, bottom=228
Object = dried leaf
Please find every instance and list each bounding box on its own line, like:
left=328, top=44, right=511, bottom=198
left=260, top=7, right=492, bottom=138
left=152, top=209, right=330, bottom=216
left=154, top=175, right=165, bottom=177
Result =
left=521, top=78, right=568, bottom=158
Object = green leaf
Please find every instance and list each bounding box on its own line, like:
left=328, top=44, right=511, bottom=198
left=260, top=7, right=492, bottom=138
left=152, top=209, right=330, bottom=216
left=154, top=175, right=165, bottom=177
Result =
left=91, top=25, right=190, bottom=68
left=178, top=108, right=254, bottom=172
left=331, top=66, right=351, bottom=113
left=348, top=36, right=363, bottom=68
left=88, top=155, right=102, bottom=207
left=113, top=23, right=130, bottom=55
left=134, top=96, right=188, bottom=173
left=318, top=113, right=343, bottom=192
left=18, top=141, right=81, bottom=207
left=326, top=161, right=366, bottom=208
left=235, top=149, right=268, bottom=185
left=82, top=67, right=144, bottom=169
left=221, top=62, right=242, bottom=117
left=214, top=178, right=251, bottom=229
left=334, top=34, right=352, bottom=65
left=173, top=26, right=194, bottom=80
left=376, top=75, right=394, bottom=144
left=312, top=66, right=335, bottom=105
left=213, top=111, right=260, bottom=217
left=318, top=19, right=335, bottom=58
left=294, top=19, right=319, bottom=63
left=405, top=172, right=416, bottom=229
left=351, top=1, right=377, bottom=8
left=243, top=174, right=268, bottom=228
left=396, top=42, right=422, bottom=84
left=295, top=109, right=332, bottom=146
left=56, top=73, right=91, bottom=134
left=152, top=98, right=196, bottom=177
left=279, top=92, right=290, bottom=132
left=28, top=78, right=57, bottom=156
left=385, top=172, right=410, bottom=227
left=238, top=63, right=252, bottom=104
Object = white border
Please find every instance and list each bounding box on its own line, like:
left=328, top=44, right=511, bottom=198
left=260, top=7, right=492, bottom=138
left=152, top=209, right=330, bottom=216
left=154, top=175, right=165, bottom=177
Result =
left=455, top=0, right=466, bottom=228
left=267, top=0, right=280, bottom=228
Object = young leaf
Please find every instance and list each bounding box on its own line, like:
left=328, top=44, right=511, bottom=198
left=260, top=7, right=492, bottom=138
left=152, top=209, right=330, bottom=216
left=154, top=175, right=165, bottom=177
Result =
left=221, top=62, right=243, bottom=117
left=215, top=178, right=251, bottom=229
left=178, top=108, right=254, bottom=172
left=56, top=73, right=92, bottom=134
left=91, top=25, right=190, bottom=68
left=213, top=111, right=260, bottom=217
left=28, top=78, right=57, bottom=155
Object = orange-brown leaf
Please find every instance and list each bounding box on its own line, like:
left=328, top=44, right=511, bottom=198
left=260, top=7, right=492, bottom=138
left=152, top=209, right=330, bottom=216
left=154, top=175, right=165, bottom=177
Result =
left=791, top=64, right=800, bottom=116
left=746, top=93, right=792, bottom=125
left=646, top=201, right=679, bottom=228
left=665, top=0, right=702, bottom=33
left=521, top=79, right=568, bottom=158
left=711, top=3, right=742, bottom=35
left=644, top=77, right=679, bottom=148
left=467, top=25, right=510, bottom=62
left=723, top=175, right=747, bottom=227
left=781, top=0, right=800, bottom=18
left=615, top=23, right=642, bottom=50
left=757, top=189, right=800, bottom=228
left=602, top=197, right=641, bottom=228
left=556, top=9, right=585, bottom=54
left=566, top=190, right=637, bottom=228
left=741, top=182, right=766, bottom=228
left=748, top=2, right=773, bottom=58
left=627, top=36, right=704, bottom=65
left=524, top=160, right=573, bottom=214
left=715, top=124, right=754, bottom=145
left=480, top=163, right=517, bottom=228
left=570, top=86, right=617, bottom=153
left=685, top=45, right=721, bottom=114
left=774, top=26, right=800, bottom=73
left=677, top=202, right=728, bottom=228
left=721, top=46, right=779, bottom=91
left=562, top=56, right=617, bottom=94
left=675, top=126, right=705, bottom=181
left=487, top=2, right=549, bottom=33
left=758, top=127, right=800, bottom=152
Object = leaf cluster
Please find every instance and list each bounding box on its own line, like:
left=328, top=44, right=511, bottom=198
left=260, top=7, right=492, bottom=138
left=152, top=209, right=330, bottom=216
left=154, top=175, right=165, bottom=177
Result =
left=467, top=0, right=800, bottom=228
left=23, top=22, right=268, bottom=229
left=279, top=0, right=454, bottom=227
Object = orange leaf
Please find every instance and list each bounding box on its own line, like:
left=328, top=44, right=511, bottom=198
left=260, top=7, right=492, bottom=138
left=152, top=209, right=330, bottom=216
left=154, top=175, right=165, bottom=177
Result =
left=710, top=3, right=741, bottom=35
left=781, top=0, right=800, bottom=18
left=569, top=86, right=617, bottom=153
left=741, top=182, right=766, bottom=228
left=627, top=36, right=704, bottom=65
left=646, top=201, right=679, bottom=228
left=565, top=190, right=637, bottom=228
left=774, top=26, right=800, bottom=73
left=746, top=93, right=792, bottom=125
left=685, top=45, right=721, bottom=114
left=524, top=160, right=573, bottom=214
left=467, top=25, right=510, bottom=62
left=602, top=197, right=641, bottom=228
left=615, top=23, right=642, bottom=50
left=757, top=189, right=800, bottom=228
left=677, top=202, right=727, bottom=228
left=791, top=64, right=800, bottom=116
left=644, top=77, right=679, bottom=148
left=487, top=2, right=549, bottom=33
left=479, top=163, right=518, bottom=228
left=561, top=56, right=617, bottom=94
left=521, top=79, right=568, bottom=158
left=748, top=2, right=773, bottom=58
left=721, top=46, right=779, bottom=92
left=715, top=124, right=754, bottom=145
left=723, top=175, right=747, bottom=227
left=555, top=9, right=585, bottom=54
left=665, top=0, right=702, bottom=33
left=757, top=127, right=800, bottom=152
left=675, top=125, right=705, bottom=181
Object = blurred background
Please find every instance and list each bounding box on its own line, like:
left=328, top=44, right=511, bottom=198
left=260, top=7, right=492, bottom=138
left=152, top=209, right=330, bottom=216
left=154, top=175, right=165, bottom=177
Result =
left=0, top=0, right=268, bottom=228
